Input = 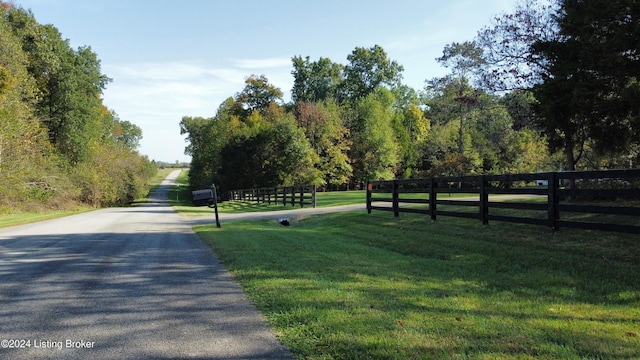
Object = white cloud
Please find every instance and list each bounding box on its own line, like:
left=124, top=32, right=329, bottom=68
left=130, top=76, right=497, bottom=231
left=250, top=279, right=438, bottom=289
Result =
left=101, top=58, right=295, bottom=162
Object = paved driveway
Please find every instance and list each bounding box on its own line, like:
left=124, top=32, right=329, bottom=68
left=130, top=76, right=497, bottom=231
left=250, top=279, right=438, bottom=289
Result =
left=0, top=171, right=293, bottom=360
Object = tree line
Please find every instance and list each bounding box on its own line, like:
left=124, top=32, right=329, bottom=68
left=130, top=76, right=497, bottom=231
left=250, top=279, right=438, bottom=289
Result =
left=0, top=3, right=156, bottom=211
left=181, top=0, right=639, bottom=193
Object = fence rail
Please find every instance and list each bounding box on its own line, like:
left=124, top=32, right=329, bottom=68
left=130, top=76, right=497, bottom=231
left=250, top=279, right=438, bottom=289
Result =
left=227, top=185, right=316, bottom=208
left=366, top=169, right=640, bottom=234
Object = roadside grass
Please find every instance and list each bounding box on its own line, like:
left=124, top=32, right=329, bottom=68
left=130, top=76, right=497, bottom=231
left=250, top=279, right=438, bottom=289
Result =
left=196, top=211, right=640, bottom=359
left=0, top=167, right=177, bottom=228
left=0, top=209, right=88, bottom=228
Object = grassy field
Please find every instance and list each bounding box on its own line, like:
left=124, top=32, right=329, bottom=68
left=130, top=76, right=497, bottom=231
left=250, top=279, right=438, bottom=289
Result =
left=169, top=171, right=369, bottom=214
left=195, top=211, right=640, bottom=359
left=169, top=170, right=472, bottom=216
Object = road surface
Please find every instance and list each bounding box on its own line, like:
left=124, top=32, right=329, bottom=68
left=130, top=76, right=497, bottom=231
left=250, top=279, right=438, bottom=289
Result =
left=0, top=170, right=293, bottom=360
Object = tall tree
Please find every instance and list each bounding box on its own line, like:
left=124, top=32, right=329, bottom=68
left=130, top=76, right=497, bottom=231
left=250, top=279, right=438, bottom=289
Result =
left=180, top=114, right=229, bottom=189
left=2, top=3, right=154, bottom=208
left=475, top=0, right=559, bottom=92
left=436, top=41, right=485, bottom=154
left=296, top=101, right=352, bottom=188
left=291, top=56, right=343, bottom=103
left=235, top=74, right=283, bottom=116
left=111, top=116, right=143, bottom=150
left=349, top=88, right=400, bottom=184
left=217, top=113, right=319, bottom=191
left=531, top=0, right=640, bottom=169
left=339, top=45, right=404, bottom=102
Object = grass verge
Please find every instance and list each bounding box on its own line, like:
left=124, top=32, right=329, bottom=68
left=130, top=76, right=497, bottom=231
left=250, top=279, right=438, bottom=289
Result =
left=196, top=211, right=640, bottom=359
left=0, top=209, right=89, bottom=228
left=1, top=167, right=177, bottom=228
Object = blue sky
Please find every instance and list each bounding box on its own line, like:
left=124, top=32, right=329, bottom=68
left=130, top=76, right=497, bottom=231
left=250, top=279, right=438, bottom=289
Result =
left=17, top=0, right=516, bottom=163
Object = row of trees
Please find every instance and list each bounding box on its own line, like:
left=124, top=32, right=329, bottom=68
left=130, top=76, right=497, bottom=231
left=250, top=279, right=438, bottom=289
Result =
left=182, top=0, right=639, bottom=193
left=1, top=3, right=155, bottom=211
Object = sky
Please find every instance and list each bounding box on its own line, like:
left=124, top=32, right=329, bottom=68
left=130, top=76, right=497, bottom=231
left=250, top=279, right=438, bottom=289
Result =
left=16, top=0, right=517, bottom=163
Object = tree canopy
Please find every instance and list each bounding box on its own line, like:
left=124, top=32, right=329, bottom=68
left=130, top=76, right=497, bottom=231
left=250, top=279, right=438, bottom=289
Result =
left=184, top=0, right=639, bottom=192
left=0, top=3, right=155, bottom=210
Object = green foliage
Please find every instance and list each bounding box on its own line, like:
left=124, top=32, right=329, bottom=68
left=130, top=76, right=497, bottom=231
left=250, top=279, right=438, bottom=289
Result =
left=291, top=56, right=342, bottom=103
left=436, top=41, right=485, bottom=82
left=296, top=101, right=352, bottom=187
left=476, top=0, right=639, bottom=170
left=217, top=110, right=320, bottom=191
left=185, top=42, right=564, bottom=192
left=185, top=3, right=640, bottom=191
left=235, top=74, right=283, bottom=116
left=339, top=45, right=404, bottom=101
left=0, top=4, right=155, bottom=211
left=350, top=89, right=400, bottom=183
left=181, top=77, right=321, bottom=193
left=180, top=115, right=229, bottom=189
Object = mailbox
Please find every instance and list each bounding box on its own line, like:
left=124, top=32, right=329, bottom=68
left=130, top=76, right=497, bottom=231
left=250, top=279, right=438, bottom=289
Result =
left=191, top=189, right=214, bottom=206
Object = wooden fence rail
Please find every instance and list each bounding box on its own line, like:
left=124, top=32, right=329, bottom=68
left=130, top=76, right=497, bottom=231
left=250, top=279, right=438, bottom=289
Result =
left=227, top=185, right=316, bottom=208
left=366, top=169, right=640, bottom=234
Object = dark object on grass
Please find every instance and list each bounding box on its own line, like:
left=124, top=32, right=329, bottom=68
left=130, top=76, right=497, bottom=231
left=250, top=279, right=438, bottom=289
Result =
left=279, top=218, right=290, bottom=226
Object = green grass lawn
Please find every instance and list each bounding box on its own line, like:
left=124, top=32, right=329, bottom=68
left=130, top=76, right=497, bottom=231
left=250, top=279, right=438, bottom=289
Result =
left=195, top=211, right=640, bottom=359
left=170, top=170, right=369, bottom=215
left=0, top=209, right=89, bottom=228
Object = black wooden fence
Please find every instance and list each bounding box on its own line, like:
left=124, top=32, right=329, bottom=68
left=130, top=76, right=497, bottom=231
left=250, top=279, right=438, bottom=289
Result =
left=227, top=185, right=316, bottom=208
left=366, top=169, right=640, bottom=234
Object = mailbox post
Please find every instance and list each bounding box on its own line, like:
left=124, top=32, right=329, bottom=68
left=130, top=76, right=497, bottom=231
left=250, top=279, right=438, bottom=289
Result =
left=209, top=184, right=221, bottom=228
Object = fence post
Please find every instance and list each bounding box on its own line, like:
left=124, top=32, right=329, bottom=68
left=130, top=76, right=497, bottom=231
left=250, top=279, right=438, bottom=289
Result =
left=291, top=187, right=295, bottom=207
left=430, top=177, right=437, bottom=222
left=299, top=186, right=304, bottom=207
left=366, top=182, right=372, bottom=214
left=480, top=175, right=489, bottom=226
left=548, top=172, right=560, bottom=231
left=393, top=180, right=400, bottom=217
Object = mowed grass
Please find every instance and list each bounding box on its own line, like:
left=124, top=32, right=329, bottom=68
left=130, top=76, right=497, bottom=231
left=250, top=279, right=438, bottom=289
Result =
left=196, top=211, right=640, bottom=359
left=170, top=170, right=368, bottom=215
left=0, top=209, right=89, bottom=228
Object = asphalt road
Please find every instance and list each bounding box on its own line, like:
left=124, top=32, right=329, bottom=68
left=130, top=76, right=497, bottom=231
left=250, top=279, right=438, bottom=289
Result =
left=0, top=170, right=293, bottom=360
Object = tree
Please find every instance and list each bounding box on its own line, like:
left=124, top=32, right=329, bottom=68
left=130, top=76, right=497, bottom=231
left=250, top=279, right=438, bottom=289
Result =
left=349, top=88, right=400, bottom=184
left=111, top=116, right=143, bottom=150
left=339, top=45, right=404, bottom=102
left=1, top=3, right=154, bottom=209
left=555, top=0, right=640, bottom=156
left=235, top=74, right=283, bottom=116
left=436, top=41, right=486, bottom=154
left=475, top=0, right=559, bottom=92
left=296, top=101, right=352, bottom=188
left=436, top=41, right=485, bottom=83
left=180, top=114, right=229, bottom=189
left=291, top=56, right=343, bottom=103
left=217, top=113, right=320, bottom=191
left=531, top=0, right=640, bottom=169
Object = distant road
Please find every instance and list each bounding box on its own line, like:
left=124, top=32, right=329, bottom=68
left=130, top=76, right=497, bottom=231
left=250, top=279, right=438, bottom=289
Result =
left=0, top=170, right=293, bottom=360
